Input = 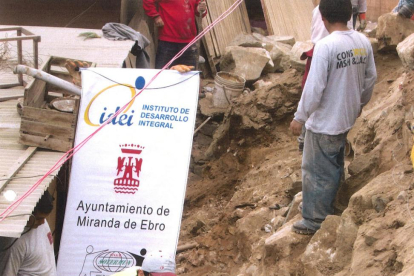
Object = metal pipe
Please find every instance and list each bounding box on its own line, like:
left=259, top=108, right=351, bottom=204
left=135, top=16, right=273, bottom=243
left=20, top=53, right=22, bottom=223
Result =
left=13, top=65, right=82, bottom=96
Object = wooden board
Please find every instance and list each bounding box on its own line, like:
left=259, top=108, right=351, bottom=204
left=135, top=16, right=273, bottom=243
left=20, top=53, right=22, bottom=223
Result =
left=19, top=132, right=73, bottom=152
left=261, top=0, right=314, bottom=42
left=19, top=102, right=79, bottom=152
left=367, top=0, right=399, bottom=22
left=201, top=0, right=251, bottom=62
left=0, top=88, right=24, bottom=102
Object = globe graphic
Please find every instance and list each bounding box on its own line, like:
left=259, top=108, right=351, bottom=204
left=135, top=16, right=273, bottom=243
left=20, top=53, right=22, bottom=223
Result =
left=94, top=251, right=135, bottom=272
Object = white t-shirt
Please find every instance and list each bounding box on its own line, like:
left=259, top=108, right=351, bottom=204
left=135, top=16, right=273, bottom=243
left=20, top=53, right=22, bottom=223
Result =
left=1, top=222, right=57, bottom=276
left=311, top=6, right=329, bottom=44
left=294, top=29, right=377, bottom=135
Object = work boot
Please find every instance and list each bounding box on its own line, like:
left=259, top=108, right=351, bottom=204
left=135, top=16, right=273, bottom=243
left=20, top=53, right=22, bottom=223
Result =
left=292, top=219, right=318, bottom=235
left=399, top=5, right=414, bottom=19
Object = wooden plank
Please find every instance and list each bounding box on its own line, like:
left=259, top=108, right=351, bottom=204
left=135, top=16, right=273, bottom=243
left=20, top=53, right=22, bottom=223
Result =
left=48, top=71, right=73, bottom=84
left=0, top=147, right=37, bottom=192
left=0, top=35, right=41, bottom=43
left=0, top=88, right=24, bottom=102
left=0, top=83, right=22, bottom=89
left=21, top=106, right=77, bottom=127
left=19, top=133, right=72, bottom=152
left=261, top=0, right=313, bottom=42
left=49, top=57, right=95, bottom=68
left=201, top=0, right=251, bottom=60
left=23, top=57, right=48, bottom=108
left=0, top=26, right=22, bottom=32
left=20, top=120, right=75, bottom=139
left=366, top=0, right=399, bottom=22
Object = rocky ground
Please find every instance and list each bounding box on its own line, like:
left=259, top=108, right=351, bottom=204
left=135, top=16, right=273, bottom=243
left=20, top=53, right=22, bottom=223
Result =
left=175, top=14, right=414, bottom=276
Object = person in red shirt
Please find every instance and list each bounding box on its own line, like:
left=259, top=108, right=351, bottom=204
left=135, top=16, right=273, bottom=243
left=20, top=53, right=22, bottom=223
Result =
left=143, top=0, right=208, bottom=69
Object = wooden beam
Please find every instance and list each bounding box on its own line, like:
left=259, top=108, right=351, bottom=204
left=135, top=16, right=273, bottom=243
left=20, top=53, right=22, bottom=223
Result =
left=0, top=88, right=24, bottom=102
left=0, top=35, right=41, bottom=43
left=0, top=147, right=37, bottom=192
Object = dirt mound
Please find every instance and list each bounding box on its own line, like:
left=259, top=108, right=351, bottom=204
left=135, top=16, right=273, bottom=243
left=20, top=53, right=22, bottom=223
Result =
left=177, top=50, right=414, bottom=276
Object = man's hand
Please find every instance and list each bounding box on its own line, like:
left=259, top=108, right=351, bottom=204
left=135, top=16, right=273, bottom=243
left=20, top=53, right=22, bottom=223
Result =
left=357, top=19, right=367, bottom=31
left=154, top=16, right=164, bottom=27
left=357, top=13, right=367, bottom=31
left=65, top=60, right=90, bottom=87
left=170, top=64, right=195, bottom=73
left=289, top=120, right=303, bottom=136
left=198, top=0, right=207, bottom=14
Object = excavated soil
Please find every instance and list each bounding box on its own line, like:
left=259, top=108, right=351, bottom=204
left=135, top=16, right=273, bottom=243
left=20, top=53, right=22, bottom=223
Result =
left=177, top=50, right=414, bottom=276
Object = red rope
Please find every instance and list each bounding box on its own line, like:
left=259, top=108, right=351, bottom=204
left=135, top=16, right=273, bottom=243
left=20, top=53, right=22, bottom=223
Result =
left=0, top=0, right=245, bottom=222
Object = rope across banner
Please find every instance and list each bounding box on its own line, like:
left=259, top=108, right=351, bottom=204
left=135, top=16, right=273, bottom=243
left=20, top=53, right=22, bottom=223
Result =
left=0, top=0, right=245, bottom=222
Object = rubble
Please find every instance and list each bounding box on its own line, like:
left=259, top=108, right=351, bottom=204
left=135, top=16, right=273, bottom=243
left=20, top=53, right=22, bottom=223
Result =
left=281, top=41, right=313, bottom=72
left=376, top=13, right=414, bottom=51
left=220, top=46, right=272, bottom=81
left=229, top=33, right=266, bottom=49
left=263, top=42, right=292, bottom=74
left=397, top=33, right=414, bottom=70
left=180, top=45, right=414, bottom=275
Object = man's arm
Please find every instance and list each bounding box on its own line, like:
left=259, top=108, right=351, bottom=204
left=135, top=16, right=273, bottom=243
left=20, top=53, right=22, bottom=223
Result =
left=143, top=0, right=164, bottom=27
left=143, top=0, right=159, bottom=18
left=294, top=43, right=329, bottom=125
left=360, top=46, right=377, bottom=108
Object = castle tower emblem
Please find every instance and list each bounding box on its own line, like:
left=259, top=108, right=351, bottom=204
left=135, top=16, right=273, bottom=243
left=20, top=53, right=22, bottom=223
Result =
left=114, top=144, right=144, bottom=194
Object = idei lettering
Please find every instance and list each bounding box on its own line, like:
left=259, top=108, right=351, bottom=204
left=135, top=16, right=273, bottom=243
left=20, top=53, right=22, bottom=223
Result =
left=84, top=84, right=136, bottom=127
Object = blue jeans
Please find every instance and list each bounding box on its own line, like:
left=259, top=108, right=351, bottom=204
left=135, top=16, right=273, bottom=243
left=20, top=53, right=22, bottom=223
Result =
left=155, top=40, right=198, bottom=69
left=301, top=129, right=347, bottom=230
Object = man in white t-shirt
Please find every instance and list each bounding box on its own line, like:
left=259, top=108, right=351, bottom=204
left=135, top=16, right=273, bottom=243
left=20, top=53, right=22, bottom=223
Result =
left=0, top=191, right=57, bottom=276
left=289, top=0, right=377, bottom=235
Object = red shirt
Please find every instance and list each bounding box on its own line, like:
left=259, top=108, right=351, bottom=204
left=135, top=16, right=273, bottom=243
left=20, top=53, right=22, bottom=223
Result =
left=143, top=0, right=207, bottom=43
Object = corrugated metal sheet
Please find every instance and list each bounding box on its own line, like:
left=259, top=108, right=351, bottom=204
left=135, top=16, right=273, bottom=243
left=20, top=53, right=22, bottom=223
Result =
left=0, top=99, right=66, bottom=238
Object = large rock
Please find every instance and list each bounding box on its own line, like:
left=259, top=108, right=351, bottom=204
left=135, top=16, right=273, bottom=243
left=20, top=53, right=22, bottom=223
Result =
left=263, top=42, right=292, bottom=73
left=376, top=13, right=414, bottom=51
left=283, top=192, right=302, bottom=224
left=252, top=33, right=296, bottom=47
left=235, top=207, right=274, bottom=259
left=229, top=33, right=266, bottom=49
left=397, top=33, right=414, bottom=69
left=220, top=46, right=272, bottom=81
left=266, top=35, right=296, bottom=46
left=264, top=218, right=311, bottom=259
left=364, top=22, right=377, bottom=38
left=239, top=32, right=293, bottom=73
left=301, top=215, right=342, bottom=276
left=281, top=41, right=313, bottom=72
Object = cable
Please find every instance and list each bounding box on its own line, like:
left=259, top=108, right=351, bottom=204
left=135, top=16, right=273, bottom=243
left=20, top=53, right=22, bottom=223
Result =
left=0, top=174, right=49, bottom=182
left=64, top=1, right=98, bottom=28
left=83, top=68, right=200, bottom=90
left=0, top=0, right=245, bottom=222
left=0, top=213, right=33, bottom=220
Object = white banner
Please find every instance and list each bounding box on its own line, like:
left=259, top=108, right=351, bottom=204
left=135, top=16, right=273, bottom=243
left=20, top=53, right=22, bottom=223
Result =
left=57, top=68, right=199, bottom=276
